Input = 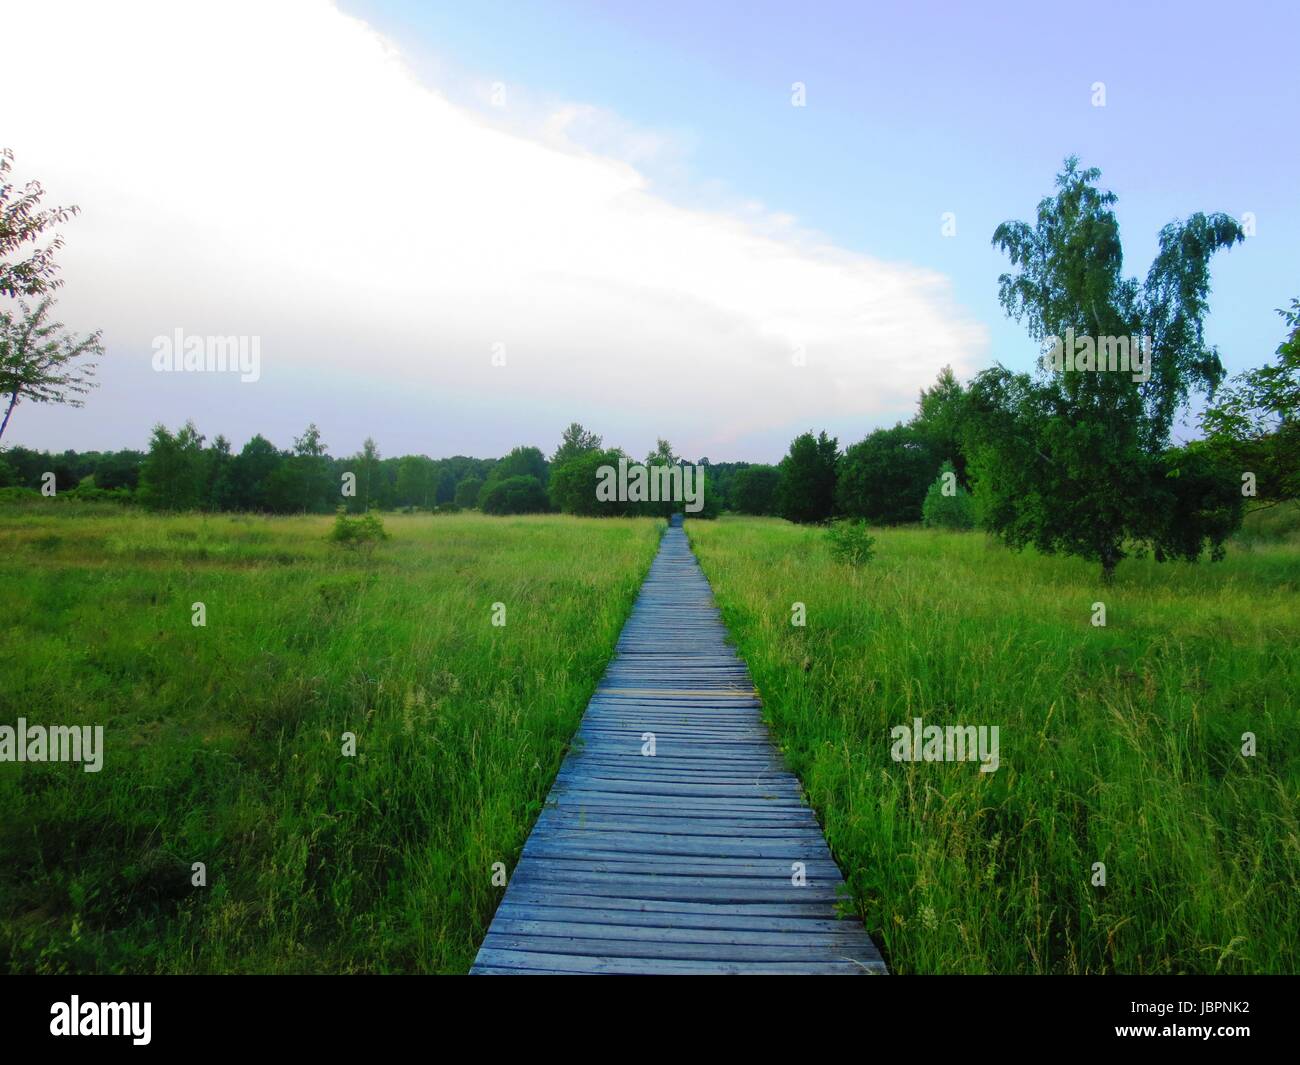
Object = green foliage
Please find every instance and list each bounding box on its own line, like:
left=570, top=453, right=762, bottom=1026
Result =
left=452, top=476, right=484, bottom=509
left=550, top=422, right=602, bottom=466
left=0, top=147, right=79, bottom=298
left=479, top=474, right=549, bottom=515
left=0, top=510, right=661, bottom=972
left=395, top=455, right=437, bottom=509
left=824, top=518, right=876, bottom=565
left=638, top=439, right=683, bottom=519
left=89, top=449, right=142, bottom=491
left=549, top=448, right=631, bottom=516
left=922, top=461, right=976, bottom=530
left=777, top=430, right=838, bottom=523
left=1201, top=296, right=1300, bottom=504
left=837, top=423, right=940, bottom=524
left=0, top=297, right=103, bottom=444
left=328, top=505, right=388, bottom=548
left=228, top=434, right=282, bottom=511
left=684, top=467, right=720, bottom=520
left=731, top=464, right=781, bottom=515
left=345, top=438, right=382, bottom=512
left=691, top=516, right=1300, bottom=975
left=972, top=157, right=1245, bottom=579
left=138, top=421, right=207, bottom=511
left=912, top=365, right=970, bottom=485
left=490, top=445, right=548, bottom=487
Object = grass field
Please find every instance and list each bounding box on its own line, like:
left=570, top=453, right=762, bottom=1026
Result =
left=5, top=502, right=1297, bottom=975
left=0, top=506, right=663, bottom=973
left=687, top=515, right=1300, bottom=974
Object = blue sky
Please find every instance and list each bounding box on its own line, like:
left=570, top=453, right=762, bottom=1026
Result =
left=4, top=0, right=1296, bottom=461
left=353, top=0, right=1297, bottom=392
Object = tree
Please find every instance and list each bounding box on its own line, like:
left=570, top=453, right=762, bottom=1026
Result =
left=551, top=422, right=602, bottom=466
left=0, top=298, right=103, bottom=443
left=731, top=464, right=781, bottom=515
left=1201, top=297, right=1300, bottom=505
left=776, top=431, right=838, bottom=523
left=490, top=445, right=549, bottom=488
left=228, top=434, right=283, bottom=511
left=138, top=421, right=206, bottom=511
left=453, top=476, right=484, bottom=509
left=912, top=365, right=969, bottom=485
left=969, top=157, right=1245, bottom=581
left=837, top=423, right=940, bottom=524
left=922, top=460, right=976, bottom=530
left=93, top=450, right=144, bottom=492
left=205, top=435, right=235, bottom=509
left=0, top=148, right=79, bottom=298
left=256, top=425, right=331, bottom=513
left=644, top=438, right=678, bottom=467
left=638, top=438, right=682, bottom=518
left=350, top=438, right=381, bottom=512
left=550, top=447, right=632, bottom=516
left=480, top=474, right=550, bottom=515
left=432, top=464, right=457, bottom=504
left=395, top=455, right=435, bottom=508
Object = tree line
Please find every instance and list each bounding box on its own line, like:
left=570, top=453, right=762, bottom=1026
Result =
left=766, top=158, right=1299, bottom=581
left=0, top=421, right=751, bottom=517
left=4, top=148, right=1296, bottom=579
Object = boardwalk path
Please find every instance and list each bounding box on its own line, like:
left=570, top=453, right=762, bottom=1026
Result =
left=470, top=523, right=886, bottom=974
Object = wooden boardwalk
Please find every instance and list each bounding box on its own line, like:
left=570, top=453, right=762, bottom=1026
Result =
left=470, top=523, right=886, bottom=974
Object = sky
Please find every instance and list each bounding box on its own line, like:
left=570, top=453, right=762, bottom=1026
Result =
left=2, top=0, right=1296, bottom=463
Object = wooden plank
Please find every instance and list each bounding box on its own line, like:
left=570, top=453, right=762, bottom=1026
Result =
left=473, top=948, right=880, bottom=975
left=493, top=904, right=859, bottom=933
left=469, top=525, right=885, bottom=976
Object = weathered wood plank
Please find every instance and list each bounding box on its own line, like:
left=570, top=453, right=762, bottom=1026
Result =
left=469, top=525, right=885, bottom=975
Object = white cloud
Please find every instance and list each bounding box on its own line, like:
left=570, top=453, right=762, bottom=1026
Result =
left=1, top=0, right=986, bottom=460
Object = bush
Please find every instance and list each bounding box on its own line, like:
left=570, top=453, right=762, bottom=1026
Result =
left=480, top=474, right=550, bottom=515
left=328, top=506, right=389, bottom=549
left=922, top=461, right=976, bottom=530
left=825, top=518, right=876, bottom=565
left=0, top=486, right=40, bottom=503
left=65, top=484, right=132, bottom=505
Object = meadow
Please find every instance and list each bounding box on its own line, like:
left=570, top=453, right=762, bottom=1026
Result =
left=0, top=505, right=663, bottom=973
left=687, top=515, right=1300, bottom=973
left=4, top=501, right=1298, bottom=976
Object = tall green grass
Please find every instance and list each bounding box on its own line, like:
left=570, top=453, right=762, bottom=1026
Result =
left=688, top=517, right=1300, bottom=974
left=0, top=508, right=662, bottom=973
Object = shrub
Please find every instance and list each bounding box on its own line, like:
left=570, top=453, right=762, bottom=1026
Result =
left=825, top=518, right=876, bottom=565
left=65, top=484, right=132, bottom=505
left=328, top=506, right=389, bottom=549
left=922, top=460, right=976, bottom=530
left=0, top=486, right=40, bottom=503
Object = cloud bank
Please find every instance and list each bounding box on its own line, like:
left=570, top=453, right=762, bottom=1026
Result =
left=1, top=0, right=986, bottom=461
